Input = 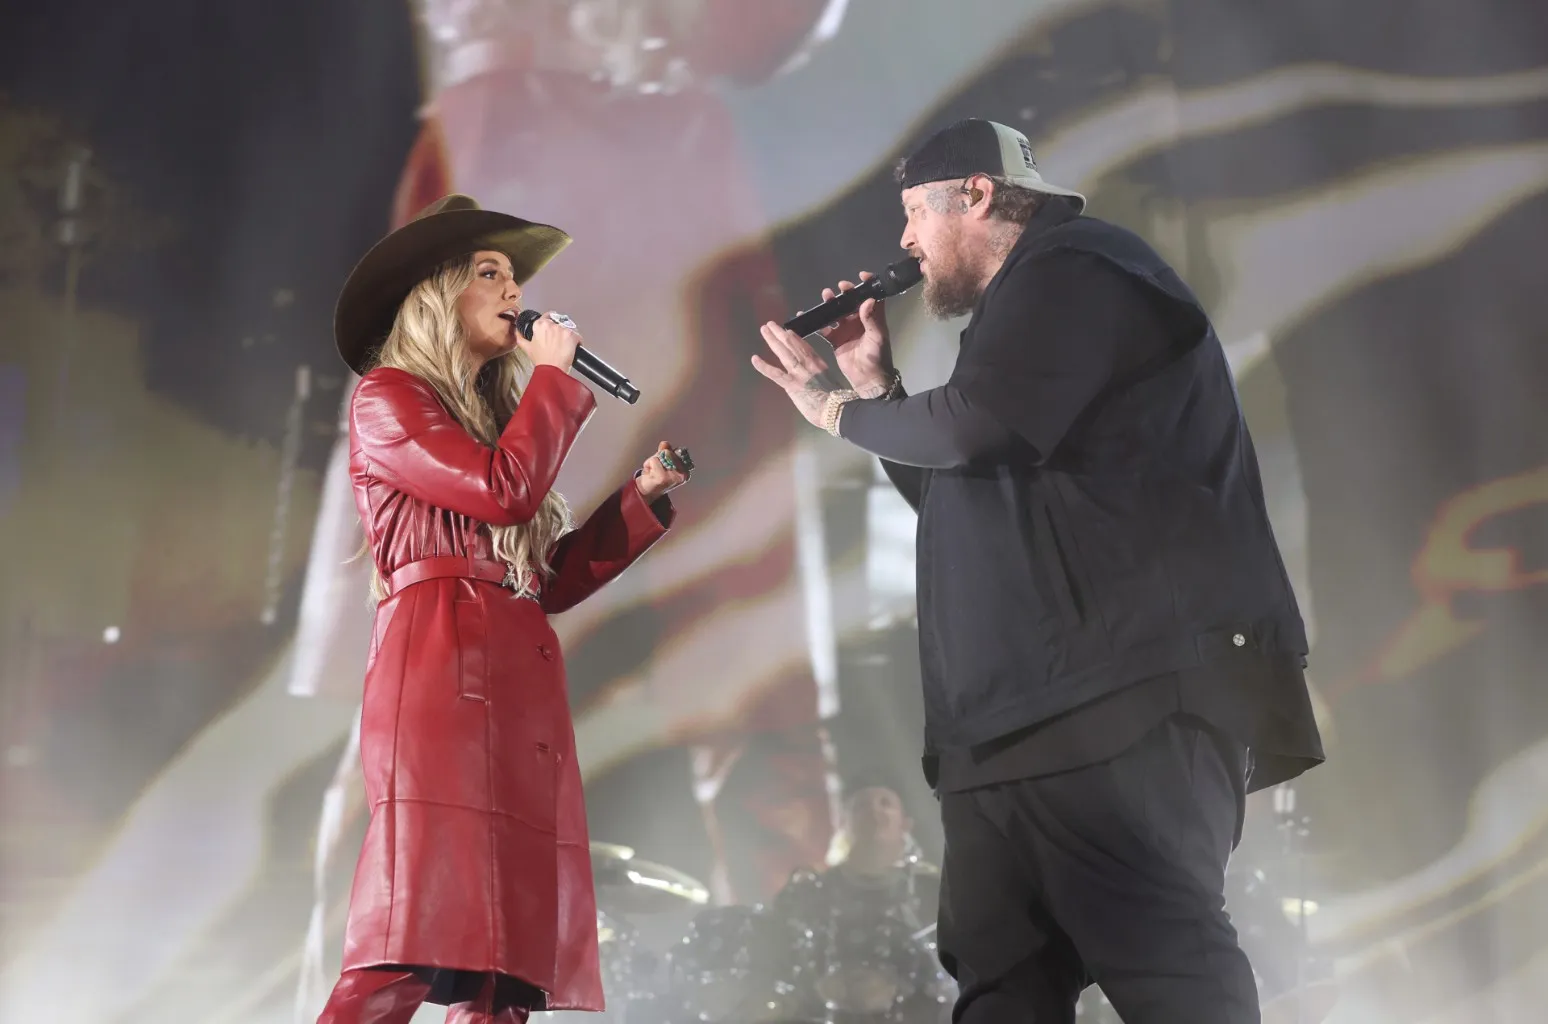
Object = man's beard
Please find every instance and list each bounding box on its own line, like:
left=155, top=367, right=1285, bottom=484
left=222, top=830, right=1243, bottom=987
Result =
left=922, top=268, right=981, bottom=320
left=920, top=243, right=981, bottom=319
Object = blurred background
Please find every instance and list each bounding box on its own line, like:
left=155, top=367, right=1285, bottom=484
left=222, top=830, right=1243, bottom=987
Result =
left=2, top=0, right=1547, bottom=1021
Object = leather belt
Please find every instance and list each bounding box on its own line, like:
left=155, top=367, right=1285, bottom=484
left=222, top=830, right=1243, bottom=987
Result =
left=385, top=554, right=532, bottom=598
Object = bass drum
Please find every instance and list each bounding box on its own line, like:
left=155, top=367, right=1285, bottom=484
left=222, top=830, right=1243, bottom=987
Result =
left=664, top=904, right=808, bottom=1023
left=778, top=870, right=955, bottom=1024
left=806, top=915, right=953, bottom=1020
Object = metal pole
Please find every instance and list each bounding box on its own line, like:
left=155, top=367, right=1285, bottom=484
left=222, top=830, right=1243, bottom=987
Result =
left=55, top=147, right=91, bottom=416
left=262, top=364, right=312, bottom=624
left=1274, top=782, right=1310, bottom=1024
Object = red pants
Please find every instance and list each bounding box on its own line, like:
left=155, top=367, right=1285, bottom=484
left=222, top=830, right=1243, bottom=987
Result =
left=319, top=968, right=531, bottom=1024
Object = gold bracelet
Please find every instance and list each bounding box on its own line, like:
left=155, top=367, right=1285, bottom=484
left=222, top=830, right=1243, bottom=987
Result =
left=822, top=389, right=858, bottom=437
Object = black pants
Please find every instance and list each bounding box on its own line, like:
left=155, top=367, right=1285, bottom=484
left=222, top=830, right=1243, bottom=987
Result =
left=936, top=714, right=1257, bottom=1024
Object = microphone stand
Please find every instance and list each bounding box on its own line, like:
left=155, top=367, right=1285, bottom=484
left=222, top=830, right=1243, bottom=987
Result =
left=1272, top=782, right=1312, bottom=1024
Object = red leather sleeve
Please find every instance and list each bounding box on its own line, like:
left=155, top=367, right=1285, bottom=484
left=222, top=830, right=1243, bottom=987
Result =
left=350, top=365, right=597, bottom=526
left=541, top=480, right=674, bottom=614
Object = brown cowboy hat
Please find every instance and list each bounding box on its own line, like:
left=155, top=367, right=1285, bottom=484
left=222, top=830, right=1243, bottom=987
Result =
left=333, top=194, right=571, bottom=374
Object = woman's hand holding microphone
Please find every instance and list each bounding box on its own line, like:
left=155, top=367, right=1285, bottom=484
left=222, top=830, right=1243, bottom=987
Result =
left=516, top=309, right=691, bottom=503
left=515, top=310, right=581, bottom=372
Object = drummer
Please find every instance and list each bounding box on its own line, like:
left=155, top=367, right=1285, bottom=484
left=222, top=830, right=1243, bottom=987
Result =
left=779, top=781, right=940, bottom=931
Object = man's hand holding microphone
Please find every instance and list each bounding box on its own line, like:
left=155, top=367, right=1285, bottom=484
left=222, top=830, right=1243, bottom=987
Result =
left=752, top=264, right=915, bottom=431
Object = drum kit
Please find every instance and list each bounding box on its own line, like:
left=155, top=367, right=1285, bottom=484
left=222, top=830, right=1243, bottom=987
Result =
left=566, top=793, right=1334, bottom=1024
left=536, top=844, right=955, bottom=1024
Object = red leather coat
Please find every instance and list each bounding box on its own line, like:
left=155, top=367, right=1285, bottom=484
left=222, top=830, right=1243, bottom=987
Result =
left=341, top=364, right=672, bottom=1009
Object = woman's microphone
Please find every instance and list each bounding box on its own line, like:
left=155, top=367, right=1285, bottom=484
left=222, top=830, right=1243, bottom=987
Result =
left=510, top=309, right=641, bottom=405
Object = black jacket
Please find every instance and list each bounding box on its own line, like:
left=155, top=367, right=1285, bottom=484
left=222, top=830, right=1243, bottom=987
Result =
left=856, top=202, right=1310, bottom=757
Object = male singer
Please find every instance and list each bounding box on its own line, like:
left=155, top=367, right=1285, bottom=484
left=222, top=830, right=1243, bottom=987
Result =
left=752, top=118, right=1325, bottom=1024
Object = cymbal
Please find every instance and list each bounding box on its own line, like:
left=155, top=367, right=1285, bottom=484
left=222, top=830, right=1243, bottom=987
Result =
left=590, top=841, right=710, bottom=914
left=590, top=841, right=637, bottom=862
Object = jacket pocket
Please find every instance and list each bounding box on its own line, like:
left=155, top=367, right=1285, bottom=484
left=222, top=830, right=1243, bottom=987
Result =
left=453, top=589, right=490, bottom=702
left=522, top=741, right=561, bottom=836
left=1033, top=500, right=1086, bottom=631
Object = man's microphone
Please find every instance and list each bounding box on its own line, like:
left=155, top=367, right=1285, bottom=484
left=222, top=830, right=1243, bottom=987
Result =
left=782, top=257, right=924, bottom=338
left=510, top=309, right=640, bottom=405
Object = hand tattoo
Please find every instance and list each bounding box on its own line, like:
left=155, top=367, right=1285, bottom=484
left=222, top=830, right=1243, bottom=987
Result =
left=796, top=374, right=839, bottom=420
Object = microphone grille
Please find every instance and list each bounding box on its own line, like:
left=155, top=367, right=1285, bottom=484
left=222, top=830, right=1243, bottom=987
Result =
left=515, top=308, right=543, bottom=339
left=880, top=257, right=923, bottom=296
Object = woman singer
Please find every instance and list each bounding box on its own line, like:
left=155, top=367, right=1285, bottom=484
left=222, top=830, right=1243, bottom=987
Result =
left=318, top=194, right=691, bottom=1024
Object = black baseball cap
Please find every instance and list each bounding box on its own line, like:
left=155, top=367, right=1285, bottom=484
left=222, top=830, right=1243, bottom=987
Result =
left=898, top=118, right=1086, bottom=212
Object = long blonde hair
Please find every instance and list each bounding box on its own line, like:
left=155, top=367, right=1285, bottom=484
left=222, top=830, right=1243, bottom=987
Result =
left=364, top=255, right=572, bottom=600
